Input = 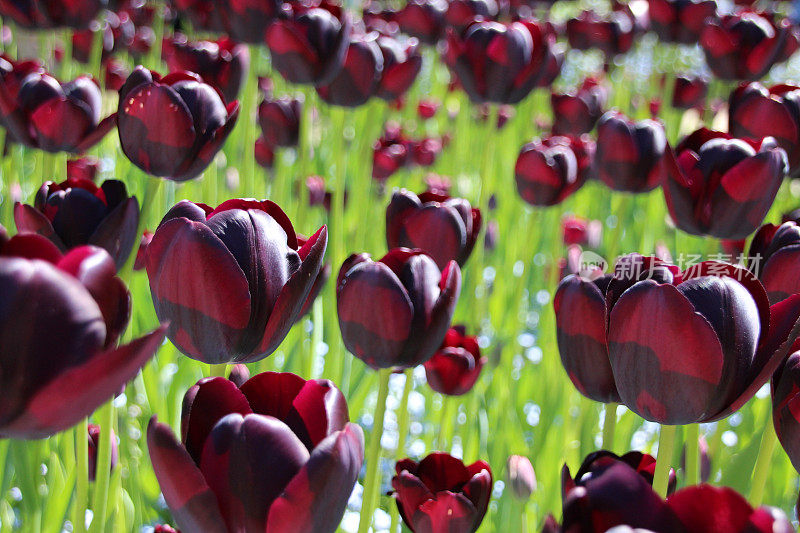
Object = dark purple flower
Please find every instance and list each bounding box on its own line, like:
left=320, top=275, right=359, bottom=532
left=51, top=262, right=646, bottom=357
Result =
left=164, top=35, right=250, bottom=103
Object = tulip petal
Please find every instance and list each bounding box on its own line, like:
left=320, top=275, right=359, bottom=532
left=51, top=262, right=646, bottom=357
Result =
left=392, top=470, right=436, bottom=526
left=667, top=485, right=754, bottom=531
left=75, top=112, right=118, bottom=153
left=30, top=97, right=94, bottom=152
left=13, top=202, right=65, bottom=250
left=89, top=196, right=140, bottom=271
left=412, top=492, right=478, bottom=533
left=761, top=246, right=800, bottom=303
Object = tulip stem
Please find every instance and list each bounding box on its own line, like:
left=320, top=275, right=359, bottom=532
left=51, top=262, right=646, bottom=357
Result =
left=389, top=369, right=414, bottom=533
left=685, top=423, right=700, bottom=487
left=73, top=418, right=88, bottom=533
left=89, top=401, right=115, bottom=533
left=358, top=367, right=392, bottom=533
left=750, top=418, right=778, bottom=506
left=435, top=396, right=454, bottom=452
left=602, top=403, right=618, bottom=452
left=653, top=424, right=677, bottom=498
left=209, top=364, right=227, bottom=378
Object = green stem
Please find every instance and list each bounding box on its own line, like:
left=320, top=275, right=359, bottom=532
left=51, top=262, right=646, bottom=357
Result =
left=357, top=368, right=392, bottom=533
left=209, top=363, right=227, bottom=378
left=602, top=403, right=617, bottom=452
left=435, top=396, right=454, bottom=452
left=89, top=401, right=115, bottom=533
left=73, top=419, right=89, bottom=533
left=654, top=424, right=677, bottom=498
left=389, top=369, right=414, bottom=533
left=685, top=423, right=700, bottom=487
left=750, top=419, right=778, bottom=506
left=308, top=298, right=323, bottom=380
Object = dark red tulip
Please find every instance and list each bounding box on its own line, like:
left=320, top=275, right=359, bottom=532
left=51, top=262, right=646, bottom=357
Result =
left=258, top=94, right=302, bottom=147
left=147, top=371, right=363, bottom=533
left=445, top=0, right=497, bottom=32
left=227, top=363, right=250, bottom=388
left=423, top=325, right=485, bottom=396
left=417, top=98, right=440, bottom=119
left=66, top=156, right=100, bottom=181
left=515, top=134, right=595, bottom=207
left=700, top=11, right=799, bottom=81
left=0, top=0, right=103, bottom=28
left=337, top=248, right=461, bottom=369
left=217, top=0, right=282, bottom=43
left=672, top=75, right=708, bottom=110
left=594, top=111, right=669, bottom=193
left=254, top=137, right=275, bottom=169
left=392, top=452, right=492, bottom=533
left=395, top=0, right=447, bottom=45
left=317, top=33, right=384, bottom=107
left=749, top=221, right=800, bottom=303
left=647, top=0, right=717, bottom=45
left=663, top=128, right=788, bottom=239
left=87, top=424, right=118, bottom=481
left=444, top=19, right=561, bottom=104
left=265, top=4, right=351, bottom=87
left=562, top=215, right=601, bottom=248
left=566, top=9, right=636, bottom=57
left=14, top=178, right=139, bottom=270
left=153, top=526, right=179, bottom=533
left=551, top=77, right=607, bottom=136
left=386, top=189, right=481, bottom=270
left=372, top=125, right=411, bottom=182
left=164, top=35, right=250, bottom=103
left=133, top=229, right=153, bottom=271
left=729, top=82, right=800, bottom=176
left=0, top=69, right=115, bottom=153
left=376, top=35, right=422, bottom=101
left=104, top=58, right=130, bottom=92
left=772, top=347, right=800, bottom=472
left=117, top=67, right=239, bottom=181
left=172, top=0, right=223, bottom=33
left=145, top=199, right=327, bottom=364
left=0, top=235, right=165, bottom=438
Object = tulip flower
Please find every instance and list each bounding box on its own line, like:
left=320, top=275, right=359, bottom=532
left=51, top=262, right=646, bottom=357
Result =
left=147, top=371, right=364, bottom=532
left=444, top=19, right=562, bottom=104
left=172, top=0, right=223, bottom=33
left=551, top=77, right=607, bottom=136
left=395, top=0, right=447, bottom=45
left=0, top=233, right=165, bottom=438
left=87, top=424, right=118, bottom=481
left=515, top=134, right=595, bottom=206
left=594, top=111, right=670, bottom=193
left=14, top=178, right=139, bottom=270
left=423, top=325, right=486, bottom=396
left=0, top=70, right=116, bottom=153
left=772, top=348, right=800, bottom=472
left=117, top=67, right=239, bottom=182
left=145, top=199, right=327, bottom=364
left=672, top=75, right=708, bottom=110
left=375, top=35, right=422, bottom=102
left=265, top=4, right=351, bottom=86
left=254, top=137, right=275, bottom=168
left=418, top=99, right=440, bottom=119
left=748, top=221, right=800, bottom=303
left=66, top=157, right=100, bottom=181
left=317, top=33, right=384, bottom=107
left=445, top=0, right=497, bottom=32
left=647, top=0, right=717, bottom=45
left=258, top=95, right=302, bottom=148
left=507, top=455, right=536, bottom=501
left=0, top=0, right=103, bottom=28
left=337, top=248, right=461, bottom=369
left=566, top=10, right=636, bottom=57
left=386, top=189, right=481, bottom=270
left=700, top=11, right=799, bottom=81
left=562, top=215, right=602, bottom=248
left=217, top=0, right=282, bottom=43
left=392, top=452, right=492, bottom=533
left=133, top=230, right=153, bottom=272
left=729, top=82, right=800, bottom=176
left=663, top=128, right=788, bottom=239
left=164, top=35, right=250, bottom=103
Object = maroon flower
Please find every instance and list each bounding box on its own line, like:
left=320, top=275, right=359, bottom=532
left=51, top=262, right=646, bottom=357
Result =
left=395, top=0, right=447, bottom=45
left=445, top=0, right=497, bottom=32
left=145, top=199, right=327, bottom=364
left=444, top=19, right=562, bottom=104
left=418, top=98, right=440, bottom=119
left=772, top=347, right=800, bottom=472
left=117, top=67, right=239, bottom=181
left=386, top=189, right=481, bottom=270
left=372, top=125, right=411, bottom=182
left=700, top=11, right=799, bottom=81
left=515, top=134, right=595, bottom=206
left=337, top=249, right=461, bottom=369
left=566, top=9, right=636, bottom=57
left=551, top=77, right=607, bottom=136
left=147, top=371, right=363, bottom=533
left=672, top=75, right=708, bottom=110
left=258, top=94, right=302, bottom=148
left=87, top=424, right=118, bottom=481
left=217, top=0, right=282, bottom=43
left=104, top=59, right=129, bottom=92
left=594, top=111, right=670, bottom=193
left=663, top=128, right=788, bottom=239
left=376, top=35, right=422, bottom=102
left=133, top=229, right=153, bottom=272
left=748, top=221, right=800, bottom=303
left=0, top=234, right=165, bottom=438
left=0, top=69, right=116, bottom=153
left=647, top=0, right=717, bottom=45
left=562, top=215, right=601, bottom=248
left=423, top=325, right=486, bottom=396
left=164, top=35, right=250, bottom=103
left=0, top=0, right=103, bottom=28
left=254, top=137, right=275, bottom=168
left=392, top=452, right=492, bottom=533
left=172, top=0, right=223, bottom=33
left=66, top=156, right=100, bottom=181
left=729, top=82, right=800, bottom=176
left=317, top=32, right=384, bottom=107
left=14, top=178, right=139, bottom=270
left=265, top=4, right=351, bottom=86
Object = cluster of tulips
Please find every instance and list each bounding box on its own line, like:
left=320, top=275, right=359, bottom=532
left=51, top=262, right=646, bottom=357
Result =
left=4, top=0, right=800, bottom=531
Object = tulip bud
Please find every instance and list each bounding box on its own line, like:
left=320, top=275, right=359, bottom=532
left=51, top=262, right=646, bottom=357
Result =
left=424, top=326, right=486, bottom=395
left=317, top=33, right=384, bottom=107
left=507, top=455, right=536, bottom=501
left=66, top=157, right=100, bottom=181
left=375, top=35, right=422, bottom=102
left=551, top=77, right=608, bottom=136
left=672, top=75, right=708, bottom=110
left=395, top=0, right=447, bottom=44
left=87, top=424, right=118, bottom=481
left=566, top=9, right=636, bottom=57
left=258, top=95, right=302, bottom=148
left=515, top=134, right=595, bottom=207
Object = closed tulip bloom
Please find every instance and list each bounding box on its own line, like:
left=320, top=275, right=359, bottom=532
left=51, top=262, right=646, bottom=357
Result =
left=258, top=95, right=302, bottom=147
left=700, top=11, right=799, bottom=81
left=317, top=33, right=384, bottom=107
left=254, top=136, right=275, bottom=168
left=87, top=424, right=118, bottom=481
left=14, top=178, right=139, bottom=270
left=117, top=67, right=239, bottom=181
left=376, top=35, right=422, bottom=101
left=729, top=82, right=800, bottom=176
left=515, top=134, right=595, bottom=207
left=164, top=36, right=250, bottom=103
left=595, top=111, right=669, bottom=193
left=672, top=75, right=708, bottom=110
left=444, top=19, right=560, bottom=104
left=0, top=234, right=165, bottom=438
left=0, top=55, right=42, bottom=132
left=507, top=455, right=536, bottom=501
left=265, top=5, right=351, bottom=86
left=566, top=10, right=636, bottom=57
left=772, top=349, right=800, bottom=472
left=749, top=221, right=800, bottom=303
left=395, top=0, right=447, bottom=45
left=424, top=325, right=486, bottom=396
left=0, top=70, right=116, bottom=153
left=551, top=77, right=607, bottom=136
left=218, top=0, right=282, bottom=43
left=145, top=199, right=327, bottom=364
left=372, top=125, right=412, bottom=182
left=392, top=452, right=492, bottom=533
left=647, top=0, right=717, bottom=45
left=386, top=189, right=481, bottom=270
left=663, top=128, right=788, bottom=239
left=337, top=248, right=461, bottom=369
left=0, top=0, right=103, bottom=28
left=66, top=156, right=100, bottom=181
left=147, top=371, right=364, bottom=533
left=445, top=0, right=498, bottom=32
